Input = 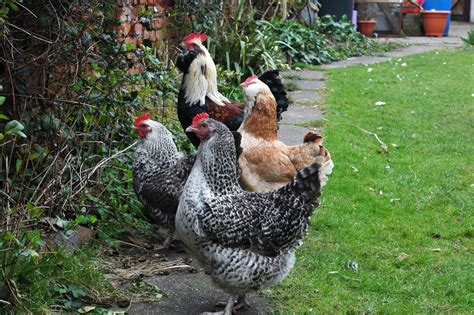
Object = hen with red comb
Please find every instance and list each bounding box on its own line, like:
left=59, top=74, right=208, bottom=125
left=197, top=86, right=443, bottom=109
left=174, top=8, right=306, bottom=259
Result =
left=132, top=115, right=196, bottom=248
left=134, top=112, right=151, bottom=127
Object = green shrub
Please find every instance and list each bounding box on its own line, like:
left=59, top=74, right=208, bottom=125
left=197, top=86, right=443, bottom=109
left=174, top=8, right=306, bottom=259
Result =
left=0, top=0, right=181, bottom=310
left=258, top=16, right=381, bottom=65
left=461, top=29, right=474, bottom=46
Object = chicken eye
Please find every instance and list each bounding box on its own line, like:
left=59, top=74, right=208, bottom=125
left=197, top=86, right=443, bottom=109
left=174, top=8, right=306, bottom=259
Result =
left=201, top=123, right=208, bottom=128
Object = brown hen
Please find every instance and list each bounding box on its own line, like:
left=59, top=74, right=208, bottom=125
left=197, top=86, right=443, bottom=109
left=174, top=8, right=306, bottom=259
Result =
left=238, top=75, right=334, bottom=192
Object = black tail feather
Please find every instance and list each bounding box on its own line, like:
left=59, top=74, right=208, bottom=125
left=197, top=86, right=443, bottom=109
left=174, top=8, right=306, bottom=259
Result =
left=258, top=70, right=289, bottom=121
left=288, top=162, right=322, bottom=203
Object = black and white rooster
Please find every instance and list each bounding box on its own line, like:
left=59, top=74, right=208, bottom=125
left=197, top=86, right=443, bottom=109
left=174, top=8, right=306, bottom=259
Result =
left=176, top=32, right=289, bottom=148
left=176, top=113, right=322, bottom=314
left=132, top=113, right=196, bottom=247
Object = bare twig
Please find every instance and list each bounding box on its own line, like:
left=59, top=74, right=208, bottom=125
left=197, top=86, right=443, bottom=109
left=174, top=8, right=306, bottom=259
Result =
left=5, top=22, right=55, bottom=44
left=85, top=141, right=137, bottom=179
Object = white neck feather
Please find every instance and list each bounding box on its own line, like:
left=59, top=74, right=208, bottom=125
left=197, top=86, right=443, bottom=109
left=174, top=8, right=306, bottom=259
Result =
left=242, top=81, right=270, bottom=120
left=182, top=43, right=230, bottom=107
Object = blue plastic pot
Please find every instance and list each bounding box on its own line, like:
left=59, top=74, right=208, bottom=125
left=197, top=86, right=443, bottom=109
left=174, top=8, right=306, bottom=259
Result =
left=423, top=0, right=451, bottom=36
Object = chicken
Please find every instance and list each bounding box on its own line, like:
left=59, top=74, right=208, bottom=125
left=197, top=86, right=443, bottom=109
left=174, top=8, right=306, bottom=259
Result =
left=175, top=113, right=322, bottom=314
left=132, top=113, right=196, bottom=247
left=238, top=75, right=334, bottom=192
left=176, top=32, right=289, bottom=148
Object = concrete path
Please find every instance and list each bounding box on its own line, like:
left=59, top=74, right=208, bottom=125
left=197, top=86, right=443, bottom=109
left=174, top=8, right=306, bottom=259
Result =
left=126, top=21, right=472, bottom=314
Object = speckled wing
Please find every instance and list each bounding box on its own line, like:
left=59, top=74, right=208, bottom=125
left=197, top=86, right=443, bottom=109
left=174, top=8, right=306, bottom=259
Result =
left=137, top=154, right=196, bottom=223
left=199, top=163, right=322, bottom=256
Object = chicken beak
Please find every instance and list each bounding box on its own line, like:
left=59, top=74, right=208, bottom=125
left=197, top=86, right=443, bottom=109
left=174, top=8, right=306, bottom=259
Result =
left=185, top=125, right=198, bottom=133
left=131, top=125, right=138, bottom=130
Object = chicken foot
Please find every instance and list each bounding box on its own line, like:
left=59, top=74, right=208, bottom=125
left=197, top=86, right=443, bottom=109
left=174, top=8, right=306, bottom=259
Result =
left=214, top=295, right=250, bottom=313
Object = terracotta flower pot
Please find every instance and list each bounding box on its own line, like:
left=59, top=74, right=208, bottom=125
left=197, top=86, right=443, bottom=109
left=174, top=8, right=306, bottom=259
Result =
left=422, top=11, right=450, bottom=37
left=357, top=20, right=377, bottom=37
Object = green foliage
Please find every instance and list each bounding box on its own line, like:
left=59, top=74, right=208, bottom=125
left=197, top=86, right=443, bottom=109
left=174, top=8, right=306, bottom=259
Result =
left=0, top=0, right=19, bottom=19
left=0, top=0, right=181, bottom=311
left=259, top=16, right=384, bottom=65
left=0, top=228, right=113, bottom=312
left=272, top=50, right=474, bottom=312
left=178, top=4, right=391, bottom=85
left=461, top=29, right=474, bottom=46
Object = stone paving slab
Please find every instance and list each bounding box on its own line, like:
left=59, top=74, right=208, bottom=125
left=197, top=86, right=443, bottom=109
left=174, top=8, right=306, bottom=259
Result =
left=280, top=105, right=323, bottom=125
left=128, top=272, right=271, bottom=314
left=278, top=124, right=317, bottom=146
left=289, top=90, right=323, bottom=103
left=282, top=70, right=325, bottom=80
left=286, top=79, right=326, bottom=91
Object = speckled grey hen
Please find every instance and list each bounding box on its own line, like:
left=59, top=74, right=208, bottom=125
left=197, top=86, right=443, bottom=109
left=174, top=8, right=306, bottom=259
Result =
left=132, top=113, right=196, bottom=246
left=175, top=113, right=322, bottom=314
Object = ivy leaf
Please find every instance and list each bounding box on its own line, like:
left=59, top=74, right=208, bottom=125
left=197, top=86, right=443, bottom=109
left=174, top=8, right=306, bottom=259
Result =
left=68, top=284, right=86, bottom=298
left=5, top=120, right=27, bottom=138
left=20, top=248, right=40, bottom=259
left=0, top=96, right=5, bottom=105
left=15, top=159, right=22, bottom=172
left=0, top=114, right=8, bottom=120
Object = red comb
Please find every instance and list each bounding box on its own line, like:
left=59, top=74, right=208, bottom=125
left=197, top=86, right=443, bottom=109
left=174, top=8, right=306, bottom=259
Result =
left=243, top=75, right=258, bottom=85
left=192, top=112, right=209, bottom=127
left=134, top=112, right=151, bottom=127
left=183, top=32, right=207, bottom=44
left=241, top=75, right=259, bottom=88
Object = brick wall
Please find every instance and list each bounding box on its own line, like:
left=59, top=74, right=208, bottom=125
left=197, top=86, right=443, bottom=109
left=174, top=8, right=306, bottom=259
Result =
left=115, top=0, right=174, bottom=48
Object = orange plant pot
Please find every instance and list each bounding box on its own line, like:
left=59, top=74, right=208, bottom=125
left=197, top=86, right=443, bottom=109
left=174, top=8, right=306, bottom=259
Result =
left=422, top=11, right=450, bottom=37
left=357, top=20, right=377, bottom=37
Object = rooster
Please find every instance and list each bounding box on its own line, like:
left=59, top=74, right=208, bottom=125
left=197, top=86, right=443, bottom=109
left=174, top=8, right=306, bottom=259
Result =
left=132, top=113, right=196, bottom=247
left=238, top=75, right=334, bottom=192
left=176, top=32, right=289, bottom=147
left=176, top=113, right=322, bottom=314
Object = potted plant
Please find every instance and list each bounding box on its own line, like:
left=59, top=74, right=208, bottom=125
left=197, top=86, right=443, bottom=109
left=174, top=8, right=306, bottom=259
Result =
left=356, top=3, right=377, bottom=37
left=421, top=9, right=450, bottom=37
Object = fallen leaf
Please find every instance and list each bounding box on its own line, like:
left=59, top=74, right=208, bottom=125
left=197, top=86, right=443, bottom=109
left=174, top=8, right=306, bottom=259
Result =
left=78, top=306, right=96, bottom=313
left=401, top=63, right=407, bottom=67
left=367, top=68, right=374, bottom=72
left=375, top=101, right=386, bottom=106
left=328, top=271, right=338, bottom=274
left=397, top=253, right=409, bottom=261
left=432, top=248, right=442, bottom=252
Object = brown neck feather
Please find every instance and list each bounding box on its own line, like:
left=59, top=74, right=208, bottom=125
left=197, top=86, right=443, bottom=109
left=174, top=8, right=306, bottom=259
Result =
left=242, top=93, right=278, bottom=140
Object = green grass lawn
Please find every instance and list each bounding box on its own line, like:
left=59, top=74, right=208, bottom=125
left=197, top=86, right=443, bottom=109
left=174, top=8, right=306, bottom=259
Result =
left=272, top=49, right=474, bottom=313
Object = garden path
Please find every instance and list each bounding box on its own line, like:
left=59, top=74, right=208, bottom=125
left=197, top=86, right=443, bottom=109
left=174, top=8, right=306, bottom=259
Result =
left=124, top=21, right=471, bottom=314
